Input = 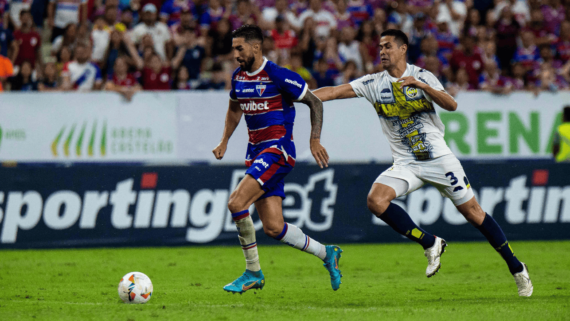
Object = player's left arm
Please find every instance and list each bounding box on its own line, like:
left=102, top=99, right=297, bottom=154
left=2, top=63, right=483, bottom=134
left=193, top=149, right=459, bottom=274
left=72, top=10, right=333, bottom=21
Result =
left=398, top=76, right=458, bottom=111
left=299, top=90, right=329, bottom=168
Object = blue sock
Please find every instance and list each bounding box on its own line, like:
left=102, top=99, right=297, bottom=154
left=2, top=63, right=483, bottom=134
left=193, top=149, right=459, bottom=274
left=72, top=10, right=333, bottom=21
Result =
left=476, top=214, right=523, bottom=275
left=380, top=203, right=436, bottom=250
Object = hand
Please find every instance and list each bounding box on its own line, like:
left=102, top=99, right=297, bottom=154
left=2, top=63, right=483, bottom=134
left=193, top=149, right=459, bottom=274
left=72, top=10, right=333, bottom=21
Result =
left=212, top=141, right=227, bottom=160
left=397, top=76, right=427, bottom=92
left=310, top=139, right=329, bottom=168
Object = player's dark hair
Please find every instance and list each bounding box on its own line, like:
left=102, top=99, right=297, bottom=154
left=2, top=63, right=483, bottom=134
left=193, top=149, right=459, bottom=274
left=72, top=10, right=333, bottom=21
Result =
left=380, top=29, right=408, bottom=47
left=232, top=24, right=264, bottom=44
left=563, top=105, right=570, bottom=122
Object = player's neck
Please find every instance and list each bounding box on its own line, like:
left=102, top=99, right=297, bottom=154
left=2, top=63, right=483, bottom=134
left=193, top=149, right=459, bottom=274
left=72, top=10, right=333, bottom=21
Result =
left=248, top=55, right=265, bottom=73
left=386, top=61, right=407, bottom=78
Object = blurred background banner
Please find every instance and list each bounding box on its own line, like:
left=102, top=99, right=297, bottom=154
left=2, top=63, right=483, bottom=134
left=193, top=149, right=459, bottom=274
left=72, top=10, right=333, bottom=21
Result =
left=0, top=161, right=568, bottom=249
left=0, top=92, right=566, bottom=163
left=0, top=93, right=178, bottom=162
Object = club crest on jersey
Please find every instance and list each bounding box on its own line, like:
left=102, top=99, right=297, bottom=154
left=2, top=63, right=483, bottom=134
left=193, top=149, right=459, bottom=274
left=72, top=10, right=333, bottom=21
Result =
left=256, top=84, right=266, bottom=96
left=404, top=87, right=418, bottom=99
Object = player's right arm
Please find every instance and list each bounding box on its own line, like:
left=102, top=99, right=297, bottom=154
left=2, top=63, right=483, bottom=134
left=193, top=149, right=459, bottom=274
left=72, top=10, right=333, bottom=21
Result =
left=213, top=100, right=243, bottom=160
left=312, top=84, right=357, bottom=102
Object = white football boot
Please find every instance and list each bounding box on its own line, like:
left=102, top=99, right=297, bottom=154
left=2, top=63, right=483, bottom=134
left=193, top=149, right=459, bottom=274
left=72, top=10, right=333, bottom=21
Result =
left=513, top=263, right=533, bottom=297
left=424, top=236, right=447, bottom=278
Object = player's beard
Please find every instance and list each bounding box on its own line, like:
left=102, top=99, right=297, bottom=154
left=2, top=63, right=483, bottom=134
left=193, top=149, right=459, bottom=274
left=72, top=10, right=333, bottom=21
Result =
left=243, top=55, right=256, bottom=72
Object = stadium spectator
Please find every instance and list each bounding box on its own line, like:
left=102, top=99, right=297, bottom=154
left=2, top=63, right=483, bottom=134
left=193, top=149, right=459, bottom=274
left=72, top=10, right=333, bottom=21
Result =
left=103, top=29, right=128, bottom=78
left=297, top=0, right=337, bottom=39
left=407, top=12, right=429, bottom=64
left=196, top=62, right=226, bottom=90
left=495, top=6, right=520, bottom=74
left=0, top=19, right=15, bottom=61
left=0, top=0, right=8, bottom=29
left=139, top=53, right=172, bottom=90
left=270, top=15, right=297, bottom=57
left=262, top=35, right=279, bottom=63
left=479, top=60, right=511, bottom=95
left=91, top=16, right=111, bottom=65
left=10, top=60, right=37, bottom=91
left=207, top=17, right=232, bottom=60
left=434, top=20, right=459, bottom=60
left=357, top=20, right=379, bottom=71
left=423, top=54, right=448, bottom=87
left=481, top=41, right=501, bottom=69
left=538, top=45, right=562, bottom=70
left=199, top=0, right=226, bottom=32
left=463, top=7, right=480, bottom=37
left=436, top=0, right=467, bottom=37
left=372, top=7, right=387, bottom=35
left=131, top=3, right=173, bottom=61
left=508, top=62, right=527, bottom=90
left=171, top=8, right=199, bottom=47
left=119, top=8, right=137, bottom=30
left=61, top=41, right=103, bottom=91
left=541, top=0, right=564, bottom=35
left=172, top=28, right=205, bottom=81
left=387, top=0, right=412, bottom=35
left=229, top=0, right=257, bottom=31
left=555, top=21, right=570, bottom=63
left=56, top=45, right=72, bottom=75
left=103, top=2, right=120, bottom=27
left=297, top=16, right=318, bottom=70
left=0, top=42, right=13, bottom=92
left=159, top=0, right=192, bottom=27
left=346, top=0, right=374, bottom=27
left=312, top=58, right=335, bottom=87
left=333, top=59, right=359, bottom=85
left=260, top=0, right=298, bottom=31
left=524, top=9, right=556, bottom=46
left=493, top=0, right=529, bottom=27
left=8, top=0, right=32, bottom=29
left=319, top=36, right=344, bottom=74
left=534, top=62, right=568, bottom=92
left=335, top=0, right=355, bottom=31
left=13, top=10, right=41, bottom=70
left=38, top=61, right=59, bottom=91
left=512, top=31, right=540, bottom=73
left=48, top=0, right=87, bottom=41
left=450, top=36, right=483, bottom=89
left=446, top=67, right=473, bottom=96
left=174, top=65, right=191, bottom=89
left=338, top=26, right=363, bottom=71
left=50, top=23, right=77, bottom=57
left=104, top=56, right=142, bottom=100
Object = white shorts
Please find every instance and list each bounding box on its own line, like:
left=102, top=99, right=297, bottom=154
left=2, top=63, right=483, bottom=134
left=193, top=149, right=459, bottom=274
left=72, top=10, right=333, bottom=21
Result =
left=375, top=154, right=474, bottom=206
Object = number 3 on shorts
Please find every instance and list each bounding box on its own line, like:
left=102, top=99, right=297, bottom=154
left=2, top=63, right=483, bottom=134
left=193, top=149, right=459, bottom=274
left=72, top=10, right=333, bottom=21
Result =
left=445, top=172, right=458, bottom=185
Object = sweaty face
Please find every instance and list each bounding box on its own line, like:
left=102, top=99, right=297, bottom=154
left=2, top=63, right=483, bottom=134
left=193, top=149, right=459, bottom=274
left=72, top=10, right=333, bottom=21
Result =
left=232, top=37, right=257, bottom=72
left=379, top=36, right=406, bottom=69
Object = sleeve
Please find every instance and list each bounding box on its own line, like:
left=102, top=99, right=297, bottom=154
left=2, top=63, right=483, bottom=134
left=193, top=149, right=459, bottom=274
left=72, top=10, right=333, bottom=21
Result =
left=229, top=68, right=239, bottom=101
left=272, top=66, right=308, bottom=101
left=417, top=69, right=450, bottom=102
left=349, top=74, right=374, bottom=102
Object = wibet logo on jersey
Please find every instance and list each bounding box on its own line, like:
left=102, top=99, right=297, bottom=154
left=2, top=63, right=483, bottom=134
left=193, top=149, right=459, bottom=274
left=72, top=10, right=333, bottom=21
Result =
left=240, top=101, right=269, bottom=111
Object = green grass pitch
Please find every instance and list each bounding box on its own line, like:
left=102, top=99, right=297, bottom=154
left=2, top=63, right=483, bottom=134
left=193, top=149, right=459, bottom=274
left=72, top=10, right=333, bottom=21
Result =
left=1, top=241, right=569, bottom=321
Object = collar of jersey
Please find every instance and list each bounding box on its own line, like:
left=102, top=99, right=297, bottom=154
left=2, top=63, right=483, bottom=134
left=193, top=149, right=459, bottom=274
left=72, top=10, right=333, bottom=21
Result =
left=387, top=63, right=411, bottom=80
left=246, top=57, right=268, bottom=76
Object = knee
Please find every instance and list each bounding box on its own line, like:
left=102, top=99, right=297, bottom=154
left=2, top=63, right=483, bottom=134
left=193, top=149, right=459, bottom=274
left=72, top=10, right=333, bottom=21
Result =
left=263, top=223, right=283, bottom=238
left=227, top=193, right=246, bottom=214
left=367, top=193, right=391, bottom=217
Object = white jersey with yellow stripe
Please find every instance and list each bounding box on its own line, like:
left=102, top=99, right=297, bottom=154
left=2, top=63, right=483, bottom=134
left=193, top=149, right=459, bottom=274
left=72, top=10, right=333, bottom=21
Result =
left=349, top=63, right=454, bottom=164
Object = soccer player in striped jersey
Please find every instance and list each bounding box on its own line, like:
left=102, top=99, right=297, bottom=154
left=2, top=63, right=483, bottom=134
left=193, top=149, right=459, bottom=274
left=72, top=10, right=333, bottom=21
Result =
left=313, top=29, right=533, bottom=297
left=212, top=25, right=342, bottom=294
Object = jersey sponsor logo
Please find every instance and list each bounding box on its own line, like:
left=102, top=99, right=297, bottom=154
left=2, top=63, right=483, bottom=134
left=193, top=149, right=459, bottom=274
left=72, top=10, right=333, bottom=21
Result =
left=254, top=158, right=269, bottom=168
left=256, top=84, right=266, bottom=96
left=242, top=88, right=254, bottom=93
left=418, top=77, right=428, bottom=85
left=240, top=101, right=269, bottom=111
left=380, top=88, right=392, bottom=100
left=285, top=78, right=302, bottom=88
left=362, top=78, right=375, bottom=86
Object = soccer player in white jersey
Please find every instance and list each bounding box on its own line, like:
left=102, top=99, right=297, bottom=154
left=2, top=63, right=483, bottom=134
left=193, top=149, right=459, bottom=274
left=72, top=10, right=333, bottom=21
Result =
left=313, top=29, right=533, bottom=297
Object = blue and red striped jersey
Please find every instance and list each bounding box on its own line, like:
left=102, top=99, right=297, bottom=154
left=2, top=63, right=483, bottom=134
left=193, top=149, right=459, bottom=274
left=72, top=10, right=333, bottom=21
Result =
left=230, top=58, right=308, bottom=167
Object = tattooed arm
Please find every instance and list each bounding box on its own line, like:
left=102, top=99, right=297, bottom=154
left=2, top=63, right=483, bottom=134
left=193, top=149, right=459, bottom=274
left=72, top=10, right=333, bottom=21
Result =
left=299, top=90, right=329, bottom=168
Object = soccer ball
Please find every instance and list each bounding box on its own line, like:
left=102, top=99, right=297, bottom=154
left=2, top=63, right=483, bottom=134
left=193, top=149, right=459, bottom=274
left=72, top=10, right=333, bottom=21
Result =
left=118, top=272, right=153, bottom=304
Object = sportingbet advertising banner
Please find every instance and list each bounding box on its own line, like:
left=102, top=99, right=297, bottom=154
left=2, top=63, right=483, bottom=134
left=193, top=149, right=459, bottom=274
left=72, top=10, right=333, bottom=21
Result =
left=0, top=162, right=568, bottom=249
left=0, top=93, right=177, bottom=162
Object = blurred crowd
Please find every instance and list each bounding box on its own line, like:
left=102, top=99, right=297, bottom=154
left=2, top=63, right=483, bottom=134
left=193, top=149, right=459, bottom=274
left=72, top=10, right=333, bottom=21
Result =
left=0, top=0, right=570, bottom=98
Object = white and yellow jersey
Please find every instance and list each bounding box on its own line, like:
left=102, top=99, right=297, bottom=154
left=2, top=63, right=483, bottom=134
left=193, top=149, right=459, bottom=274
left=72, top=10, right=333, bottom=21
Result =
left=349, top=63, right=454, bottom=164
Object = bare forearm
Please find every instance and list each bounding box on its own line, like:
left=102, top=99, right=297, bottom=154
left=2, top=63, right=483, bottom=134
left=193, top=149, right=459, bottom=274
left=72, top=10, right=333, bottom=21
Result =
left=422, top=84, right=457, bottom=111
left=313, top=84, right=357, bottom=102
left=301, top=91, right=324, bottom=140
left=220, top=102, right=243, bottom=143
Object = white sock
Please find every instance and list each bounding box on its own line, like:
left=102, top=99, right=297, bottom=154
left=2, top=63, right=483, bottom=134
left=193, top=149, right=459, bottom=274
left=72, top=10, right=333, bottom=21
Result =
left=233, top=211, right=261, bottom=272
left=276, top=223, right=327, bottom=260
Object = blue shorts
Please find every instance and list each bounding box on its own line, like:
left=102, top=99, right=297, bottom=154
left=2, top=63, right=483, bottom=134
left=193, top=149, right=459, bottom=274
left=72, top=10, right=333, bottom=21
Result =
left=245, top=151, right=294, bottom=200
